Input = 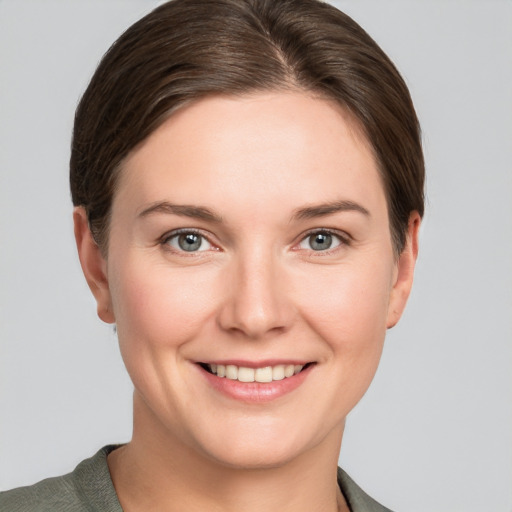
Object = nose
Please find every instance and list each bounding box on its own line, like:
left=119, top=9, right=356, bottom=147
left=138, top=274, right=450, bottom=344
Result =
left=217, top=249, right=295, bottom=340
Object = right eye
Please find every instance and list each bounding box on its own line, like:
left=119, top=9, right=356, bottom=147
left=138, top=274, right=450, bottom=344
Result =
left=163, top=230, right=213, bottom=253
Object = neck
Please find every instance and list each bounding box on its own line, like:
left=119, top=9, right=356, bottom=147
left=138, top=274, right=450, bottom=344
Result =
left=108, top=393, right=349, bottom=512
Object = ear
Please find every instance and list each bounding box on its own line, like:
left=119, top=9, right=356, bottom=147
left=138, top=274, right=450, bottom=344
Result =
left=386, top=212, right=421, bottom=329
left=73, top=207, right=115, bottom=324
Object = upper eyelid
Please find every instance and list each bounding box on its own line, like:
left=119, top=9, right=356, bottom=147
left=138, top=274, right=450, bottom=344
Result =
left=161, top=227, right=213, bottom=242
left=296, top=227, right=352, bottom=243
left=160, top=228, right=220, bottom=252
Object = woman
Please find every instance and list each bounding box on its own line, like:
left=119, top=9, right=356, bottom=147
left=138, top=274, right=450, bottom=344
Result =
left=1, top=0, right=423, bottom=510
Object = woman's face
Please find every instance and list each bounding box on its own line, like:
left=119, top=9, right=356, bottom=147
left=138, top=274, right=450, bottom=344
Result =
left=78, top=92, right=418, bottom=468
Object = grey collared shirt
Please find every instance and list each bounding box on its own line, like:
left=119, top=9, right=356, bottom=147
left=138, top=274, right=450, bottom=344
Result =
left=0, top=446, right=393, bottom=512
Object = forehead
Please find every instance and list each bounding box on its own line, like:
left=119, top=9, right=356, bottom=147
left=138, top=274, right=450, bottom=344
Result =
left=115, top=92, right=385, bottom=220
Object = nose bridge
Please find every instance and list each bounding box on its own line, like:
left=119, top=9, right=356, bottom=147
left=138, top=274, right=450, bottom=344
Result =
left=218, top=243, right=292, bottom=339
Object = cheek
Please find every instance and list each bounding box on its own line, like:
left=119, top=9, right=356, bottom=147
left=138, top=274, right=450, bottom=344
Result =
left=107, top=257, right=223, bottom=414
left=305, top=262, right=393, bottom=412
left=109, top=257, right=218, bottom=352
left=295, top=259, right=393, bottom=355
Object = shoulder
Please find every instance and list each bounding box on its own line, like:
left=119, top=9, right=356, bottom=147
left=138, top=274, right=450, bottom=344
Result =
left=0, top=446, right=123, bottom=512
left=338, top=468, right=394, bottom=512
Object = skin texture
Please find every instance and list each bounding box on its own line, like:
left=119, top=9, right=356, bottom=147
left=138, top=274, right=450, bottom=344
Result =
left=74, top=92, right=420, bottom=512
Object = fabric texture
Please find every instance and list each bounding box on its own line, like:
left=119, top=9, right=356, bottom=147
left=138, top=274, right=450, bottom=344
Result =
left=0, top=446, right=393, bottom=512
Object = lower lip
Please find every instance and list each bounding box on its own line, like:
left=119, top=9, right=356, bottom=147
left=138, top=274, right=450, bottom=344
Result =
left=198, top=364, right=314, bottom=403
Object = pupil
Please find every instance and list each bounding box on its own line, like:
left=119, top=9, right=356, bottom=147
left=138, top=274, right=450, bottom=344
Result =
left=310, top=232, right=332, bottom=251
left=178, top=233, right=201, bottom=251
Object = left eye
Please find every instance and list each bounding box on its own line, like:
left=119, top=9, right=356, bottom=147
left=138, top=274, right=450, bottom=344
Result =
left=165, top=232, right=212, bottom=252
left=298, top=231, right=343, bottom=251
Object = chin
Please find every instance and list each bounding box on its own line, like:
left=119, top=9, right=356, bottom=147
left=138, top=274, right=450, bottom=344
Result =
left=191, top=417, right=333, bottom=471
left=206, top=441, right=303, bottom=470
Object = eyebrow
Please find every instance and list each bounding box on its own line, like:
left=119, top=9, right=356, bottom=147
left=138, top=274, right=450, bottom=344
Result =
left=291, top=200, right=370, bottom=221
left=138, top=201, right=223, bottom=223
left=138, top=199, right=369, bottom=223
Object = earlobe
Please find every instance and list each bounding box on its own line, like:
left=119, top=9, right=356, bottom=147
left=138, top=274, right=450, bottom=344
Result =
left=73, top=207, right=115, bottom=324
left=386, top=212, right=421, bottom=329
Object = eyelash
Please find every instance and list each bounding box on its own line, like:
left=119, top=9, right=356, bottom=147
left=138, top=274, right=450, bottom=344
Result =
left=159, top=228, right=351, bottom=255
left=297, top=228, right=352, bottom=254
left=160, top=228, right=216, bottom=254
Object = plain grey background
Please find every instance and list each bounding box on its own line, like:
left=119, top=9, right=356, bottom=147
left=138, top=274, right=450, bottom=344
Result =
left=1, top=1, right=511, bottom=511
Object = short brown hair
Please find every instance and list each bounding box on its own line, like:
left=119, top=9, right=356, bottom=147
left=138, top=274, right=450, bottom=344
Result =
left=70, top=0, right=424, bottom=254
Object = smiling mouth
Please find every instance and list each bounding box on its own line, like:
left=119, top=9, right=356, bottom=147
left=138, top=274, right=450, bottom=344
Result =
left=199, top=362, right=314, bottom=383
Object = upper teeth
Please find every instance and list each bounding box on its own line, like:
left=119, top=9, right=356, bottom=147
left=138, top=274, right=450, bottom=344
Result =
left=209, top=364, right=304, bottom=382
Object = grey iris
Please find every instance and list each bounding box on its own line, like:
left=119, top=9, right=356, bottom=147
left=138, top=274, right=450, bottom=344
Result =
left=309, top=232, right=332, bottom=251
left=178, top=233, right=202, bottom=251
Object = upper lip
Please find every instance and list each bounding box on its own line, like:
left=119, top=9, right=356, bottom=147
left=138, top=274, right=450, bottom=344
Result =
left=197, top=359, right=314, bottom=368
